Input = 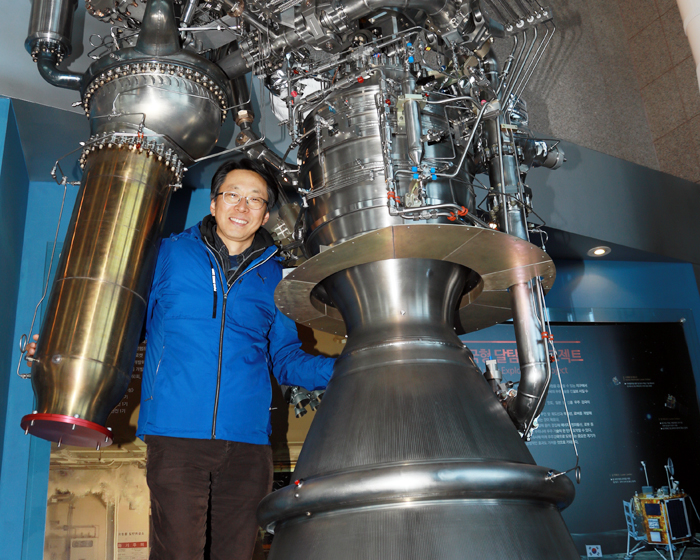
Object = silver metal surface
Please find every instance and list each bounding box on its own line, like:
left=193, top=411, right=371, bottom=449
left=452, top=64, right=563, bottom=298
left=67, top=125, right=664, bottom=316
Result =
left=79, top=0, right=231, bottom=161
left=35, top=51, right=82, bottom=90
left=299, top=68, right=475, bottom=255
left=134, top=0, right=181, bottom=56
left=404, top=98, right=422, bottom=165
left=266, top=501, right=577, bottom=560
left=508, top=280, right=550, bottom=430
left=25, top=0, right=78, bottom=58
left=260, top=258, right=578, bottom=559
left=87, top=71, right=224, bottom=161
left=259, top=461, right=574, bottom=530
left=275, top=224, right=555, bottom=335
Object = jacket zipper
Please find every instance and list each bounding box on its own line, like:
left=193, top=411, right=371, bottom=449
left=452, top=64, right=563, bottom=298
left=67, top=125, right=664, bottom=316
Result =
left=203, top=241, right=227, bottom=439
left=211, top=291, right=227, bottom=438
left=203, top=239, right=278, bottom=439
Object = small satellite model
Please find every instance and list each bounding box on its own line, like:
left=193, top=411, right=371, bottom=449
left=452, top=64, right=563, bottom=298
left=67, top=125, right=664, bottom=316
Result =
left=623, top=459, right=700, bottom=560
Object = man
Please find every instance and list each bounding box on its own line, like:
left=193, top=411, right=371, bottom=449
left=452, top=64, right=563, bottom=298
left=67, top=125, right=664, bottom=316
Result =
left=138, top=158, right=335, bottom=560
left=30, top=158, right=334, bottom=560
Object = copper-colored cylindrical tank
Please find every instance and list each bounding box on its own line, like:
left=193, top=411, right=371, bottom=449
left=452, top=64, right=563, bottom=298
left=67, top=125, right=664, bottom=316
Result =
left=21, top=147, right=175, bottom=447
left=21, top=0, right=231, bottom=448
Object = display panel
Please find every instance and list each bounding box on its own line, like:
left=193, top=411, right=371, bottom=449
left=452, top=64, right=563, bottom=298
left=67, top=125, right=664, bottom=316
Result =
left=462, top=321, right=700, bottom=551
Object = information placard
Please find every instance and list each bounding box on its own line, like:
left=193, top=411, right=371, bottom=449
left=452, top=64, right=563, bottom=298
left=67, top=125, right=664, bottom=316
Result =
left=462, top=322, right=700, bottom=549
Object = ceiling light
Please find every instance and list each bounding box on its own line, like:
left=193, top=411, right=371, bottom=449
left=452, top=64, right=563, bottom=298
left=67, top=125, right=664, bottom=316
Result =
left=587, top=246, right=611, bottom=257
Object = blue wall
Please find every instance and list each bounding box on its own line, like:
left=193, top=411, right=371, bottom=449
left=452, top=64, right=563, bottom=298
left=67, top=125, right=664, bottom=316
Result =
left=2, top=178, right=79, bottom=560
left=0, top=98, right=29, bottom=458
left=0, top=99, right=81, bottom=560
left=544, top=260, right=700, bottom=390
left=547, top=260, right=700, bottom=317
left=0, top=98, right=41, bottom=560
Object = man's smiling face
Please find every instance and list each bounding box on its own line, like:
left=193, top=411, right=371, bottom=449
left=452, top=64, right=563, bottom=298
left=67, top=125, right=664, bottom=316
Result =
left=210, top=169, right=270, bottom=255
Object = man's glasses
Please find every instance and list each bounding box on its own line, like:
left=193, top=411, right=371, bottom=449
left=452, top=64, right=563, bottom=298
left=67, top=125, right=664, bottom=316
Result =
left=214, top=191, right=268, bottom=210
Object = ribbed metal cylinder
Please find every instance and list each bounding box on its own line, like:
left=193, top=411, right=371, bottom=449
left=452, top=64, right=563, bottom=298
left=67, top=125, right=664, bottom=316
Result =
left=259, top=259, right=578, bottom=559
left=21, top=147, right=175, bottom=447
left=298, top=68, right=475, bottom=255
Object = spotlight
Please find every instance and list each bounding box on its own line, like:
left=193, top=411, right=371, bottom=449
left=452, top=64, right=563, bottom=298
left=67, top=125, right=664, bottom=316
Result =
left=587, top=246, right=611, bottom=257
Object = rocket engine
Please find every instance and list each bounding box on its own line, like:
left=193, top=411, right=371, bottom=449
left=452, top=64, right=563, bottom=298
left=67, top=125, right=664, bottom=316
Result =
left=22, top=0, right=579, bottom=556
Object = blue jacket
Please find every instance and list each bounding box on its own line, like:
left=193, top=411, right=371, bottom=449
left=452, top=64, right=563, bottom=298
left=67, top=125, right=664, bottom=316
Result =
left=136, top=222, right=334, bottom=445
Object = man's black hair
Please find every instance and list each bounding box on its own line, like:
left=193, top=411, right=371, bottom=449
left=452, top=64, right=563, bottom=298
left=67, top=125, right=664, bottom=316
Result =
left=210, top=157, right=278, bottom=209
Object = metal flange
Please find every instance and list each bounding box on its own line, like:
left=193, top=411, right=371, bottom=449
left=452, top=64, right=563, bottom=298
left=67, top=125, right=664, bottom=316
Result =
left=275, top=224, right=555, bottom=335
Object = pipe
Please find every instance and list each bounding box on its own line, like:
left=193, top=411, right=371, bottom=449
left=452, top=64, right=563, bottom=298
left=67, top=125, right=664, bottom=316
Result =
left=36, top=51, right=82, bottom=90
left=339, top=0, right=452, bottom=28
left=25, top=0, right=78, bottom=57
left=507, top=280, right=550, bottom=431
left=677, top=0, right=700, bottom=90
left=484, top=118, right=551, bottom=433
left=236, top=128, right=295, bottom=177
left=181, top=0, right=199, bottom=26
left=218, top=0, right=458, bottom=77
left=230, top=72, right=255, bottom=128
left=403, top=74, right=422, bottom=165
left=259, top=461, right=574, bottom=532
left=26, top=0, right=82, bottom=89
left=483, top=48, right=499, bottom=90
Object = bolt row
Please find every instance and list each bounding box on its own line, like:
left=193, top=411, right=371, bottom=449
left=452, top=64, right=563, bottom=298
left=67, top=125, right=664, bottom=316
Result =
left=79, top=133, right=187, bottom=185
left=30, top=41, right=66, bottom=63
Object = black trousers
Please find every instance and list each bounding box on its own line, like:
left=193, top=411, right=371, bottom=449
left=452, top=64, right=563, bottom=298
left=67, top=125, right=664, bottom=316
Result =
left=146, top=435, right=273, bottom=560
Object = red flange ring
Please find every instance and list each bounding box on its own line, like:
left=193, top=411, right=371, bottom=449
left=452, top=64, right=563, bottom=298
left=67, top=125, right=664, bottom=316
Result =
left=20, top=413, right=113, bottom=449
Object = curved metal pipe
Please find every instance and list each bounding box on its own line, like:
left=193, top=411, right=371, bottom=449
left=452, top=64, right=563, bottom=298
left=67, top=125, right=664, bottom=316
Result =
left=259, top=460, right=575, bottom=532
left=236, top=129, right=295, bottom=177
left=483, top=48, right=499, bottom=90
left=507, top=280, right=550, bottom=431
left=36, top=51, right=82, bottom=90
